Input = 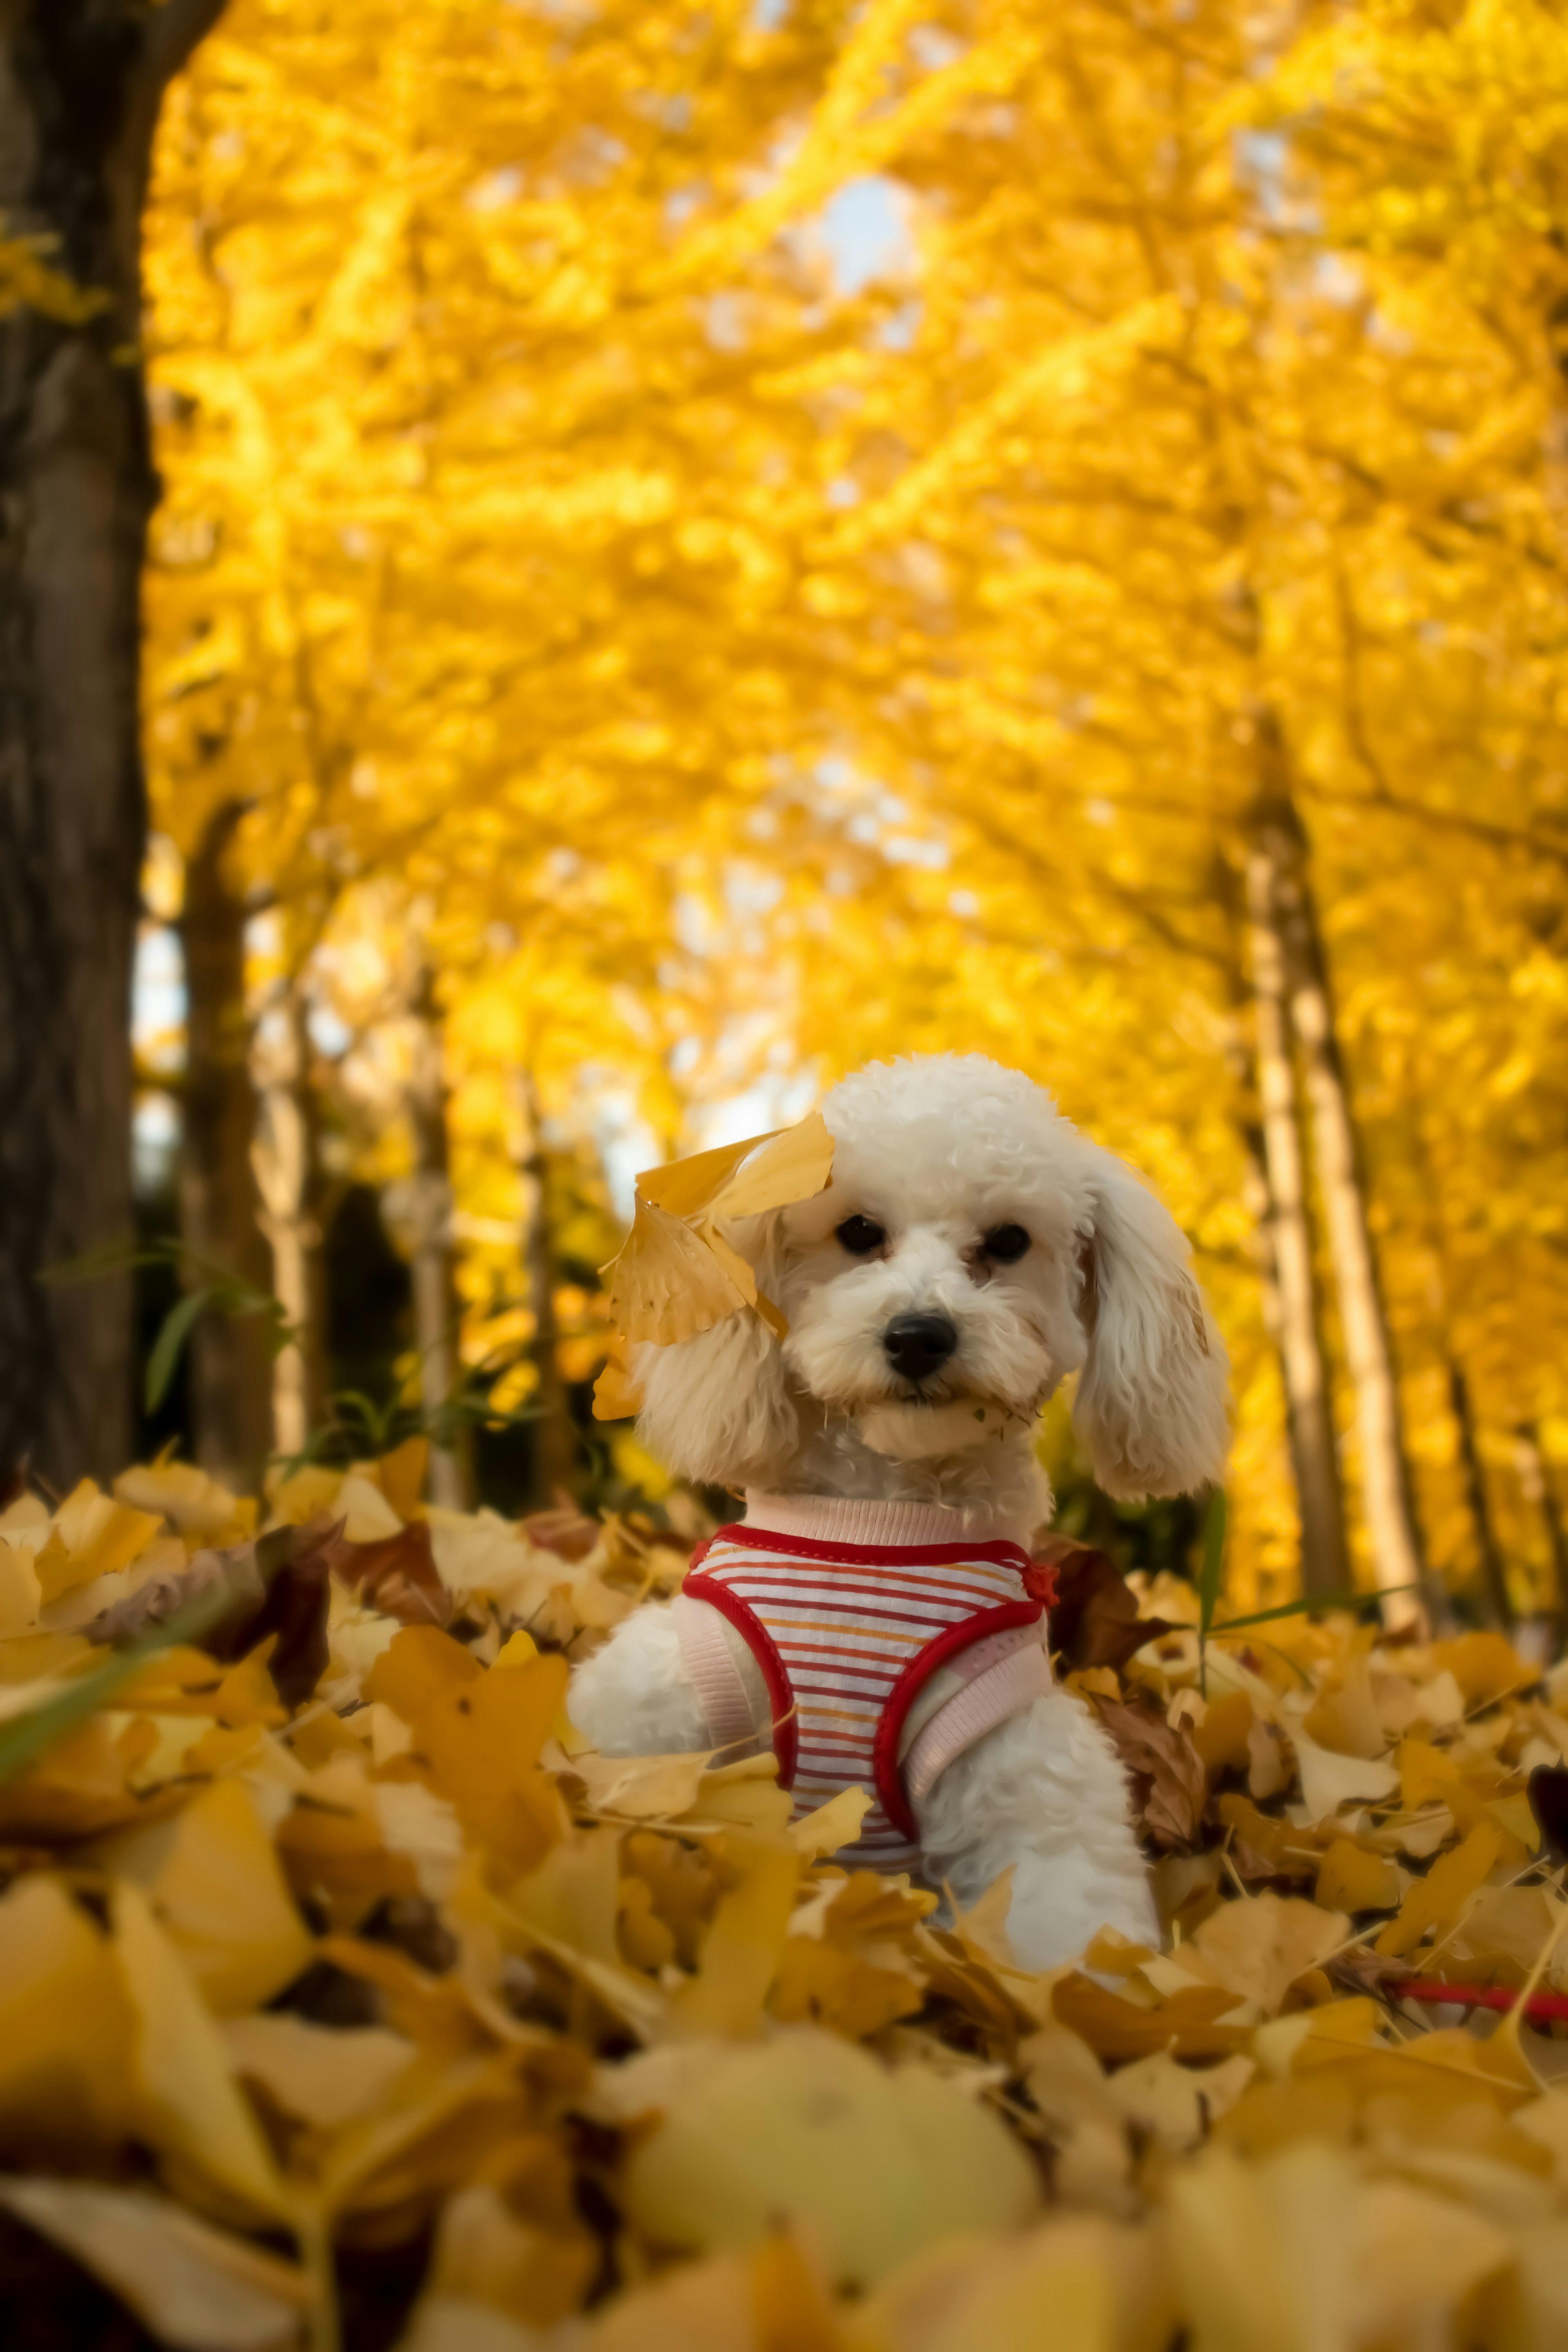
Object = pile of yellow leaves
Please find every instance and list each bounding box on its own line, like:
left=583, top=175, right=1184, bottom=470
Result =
left=4, top=1452, right=1568, bottom=2351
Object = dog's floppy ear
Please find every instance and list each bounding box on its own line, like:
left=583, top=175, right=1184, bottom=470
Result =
left=632, top=1212, right=800, bottom=1490
left=1071, top=1148, right=1229, bottom=1501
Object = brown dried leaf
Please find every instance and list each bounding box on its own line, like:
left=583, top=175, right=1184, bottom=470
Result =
left=1092, top=1694, right=1206, bottom=1848
left=1040, top=1537, right=1174, bottom=1674
left=328, top=1519, right=452, bottom=1630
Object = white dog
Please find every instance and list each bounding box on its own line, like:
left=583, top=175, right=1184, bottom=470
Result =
left=570, top=1054, right=1228, bottom=1967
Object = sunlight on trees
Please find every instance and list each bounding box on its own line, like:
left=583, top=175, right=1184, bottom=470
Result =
left=119, top=0, right=1568, bottom=1622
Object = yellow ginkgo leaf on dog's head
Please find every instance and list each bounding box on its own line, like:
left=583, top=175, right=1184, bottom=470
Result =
left=705, top=1111, right=833, bottom=1222
left=639, top=1132, right=782, bottom=1221
left=607, top=1198, right=748, bottom=1345
left=608, top=1113, right=834, bottom=1349
left=591, top=1334, right=645, bottom=1423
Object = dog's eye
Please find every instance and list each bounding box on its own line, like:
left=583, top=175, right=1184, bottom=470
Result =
left=980, top=1223, right=1031, bottom=1264
left=835, top=1215, right=886, bottom=1256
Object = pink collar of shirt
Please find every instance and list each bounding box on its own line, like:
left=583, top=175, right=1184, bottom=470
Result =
left=741, top=1489, right=1027, bottom=1552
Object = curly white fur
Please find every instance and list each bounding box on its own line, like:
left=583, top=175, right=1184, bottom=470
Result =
left=571, top=1053, right=1226, bottom=1967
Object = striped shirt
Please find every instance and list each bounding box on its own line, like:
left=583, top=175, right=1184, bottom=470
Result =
left=682, top=1523, right=1045, bottom=1872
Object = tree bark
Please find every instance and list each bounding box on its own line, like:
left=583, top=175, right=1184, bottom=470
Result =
left=1517, top=1421, right=1568, bottom=1642
left=0, top=0, right=228, bottom=1489
left=1239, top=849, right=1350, bottom=1598
left=251, top=986, right=327, bottom=1460
left=1254, top=772, right=1430, bottom=1626
left=398, top=958, right=470, bottom=1510
left=1446, top=1360, right=1510, bottom=1628
left=178, top=795, right=272, bottom=1488
left=515, top=1071, right=577, bottom=1510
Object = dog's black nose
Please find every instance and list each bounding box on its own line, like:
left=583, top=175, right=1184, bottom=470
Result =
left=882, top=1312, right=959, bottom=1382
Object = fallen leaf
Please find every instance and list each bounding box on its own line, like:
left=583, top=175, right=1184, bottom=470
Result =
left=1093, top=1695, right=1205, bottom=1846
left=221, top=2011, right=417, bottom=2127
left=0, top=2179, right=308, bottom=2349
left=620, top=2027, right=1039, bottom=2287
left=1042, top=1537, right=1174, bottom=1674
left=102, top=1777, right=314, bottom=2014
left=0, top=1875, right=135, bottom=2142
left=329, top=1519, right=452, bottom=1628
left=1315, top=1838, right=1401, bottom=1915
left=112, top=1881, right=289, bottom=2219
left=1374, top=1823, right=1502, bottom=1962
left=1181, top=1893, right=1349, bottom=2016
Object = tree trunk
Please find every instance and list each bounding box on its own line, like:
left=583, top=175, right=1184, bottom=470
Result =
left=252, top=986, right=327, bottom=1460
left=0, top=0, right=229, bottom=1490
left=1254, top=774, right=1430, bottom=1627
left=178, top=796, right=272, bottom=1488
left=1446, top=1360, right=1510, bottom=1627
left=1517, top=1421, right=1568, bottom=1641
left=516, top=1071, right=577, bottom=1510
left=1239, top=849, right=1350, bottom=1598
left=401, top=960, right=470, bottom=1510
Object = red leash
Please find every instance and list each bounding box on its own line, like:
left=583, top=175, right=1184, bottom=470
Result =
left=1392, top=1979, right=1568, bottom=2025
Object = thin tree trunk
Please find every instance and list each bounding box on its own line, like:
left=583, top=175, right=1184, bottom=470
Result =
left=402, top=960, right=470, bottom=1510
left=515, top=1071, right=577, bottom=1510
left=1254, top=770, right=1430, bottom=1626
left=1446, top=1361, right=1510, bottom=1627
left=252, top=987, right=327, bottom=1460
left=1239, top=851, right=1350, bottom=1597
left=0, top=0, right=229, bottom=1489
left=1517, top=1421, right=1568, bottom=1642
left=178, top=797, right=272, bottom=1488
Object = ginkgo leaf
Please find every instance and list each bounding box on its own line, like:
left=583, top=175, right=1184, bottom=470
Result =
left=112, top=1882, right=290, bottom=2220
left=606, top=1115, right=834, bottom=1349
left=102, top=1778, right=314, bottom=2015
left=606, top=1199, right=748, bottom=1346
left=703, top=1112, right=834, bottom=1222
left=0, top=2180, right=310, bottom=2352
left=621, top=2028, right=1039, bottom=2287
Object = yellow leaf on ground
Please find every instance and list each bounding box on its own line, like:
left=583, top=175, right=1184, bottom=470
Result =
left=1315, top=1838, right=1401, bottom=1915
left=36, top=1483, right=163, bottom=1605
left=0, top=1875, right=134, bottom=2141
left=571, top=1748, right=711, bottom=1821
left=1374, top=1823, right=1502, bottom=1961
left=1429, top=1634, right=1533, bottom=1708
left=222, top=2012, right=417, bottom=2129
left=0, top=1540, right=42, bottom=1634
left=367, top=1628, right=569, bottom=1873
left=1182, top=1893, right=1349, bottom=2016
left=1291, top=1726, right=1399, bottom=1823
left=669, top=1831, right=801, bottom=2037
left=112, top=1882, right=288, bottom=2219
left=0, top=2179, right=310, bottom=2351
left=114, top=1462, right=254, bottom=1548
left=105, top=1778, right=313, bottom=2014
left=789, top=1786, right=871, bottom=1858
left=376, top=1437, right=430, bottom=1524
left=858, top=2214, right=1162, bottom=2352
left=1167, top=2139, right=1355, bottom=2352
left=621, top=2028, right=1039, bottom=2287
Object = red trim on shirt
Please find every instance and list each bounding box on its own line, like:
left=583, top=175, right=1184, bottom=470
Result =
left=871, top=1599, right=1045, bottom=1839
left=681, top=1570, right=799, bottom=1788
left=712, top=1522, right=1032, bottom=1572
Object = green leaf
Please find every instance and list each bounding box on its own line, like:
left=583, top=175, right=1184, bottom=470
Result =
left=1196, top=1489, right=1227, bottom=1699
left=1212, top=1583, right=1423, bottom=1635
left=0, top=1577, right=234, bottom=1790
left=38, top=1237, right=163, bottom=1287
left=1198, top=1490, right=1227, bottom=1642
left=145, top=1286, right=217, bottom=1411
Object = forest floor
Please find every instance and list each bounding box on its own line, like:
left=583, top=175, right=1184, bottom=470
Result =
left=0, top=1445, right=1565, bottom=2351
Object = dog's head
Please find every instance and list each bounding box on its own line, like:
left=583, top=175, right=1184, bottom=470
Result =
left=633, top=1053, right=1229, bottom=1501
